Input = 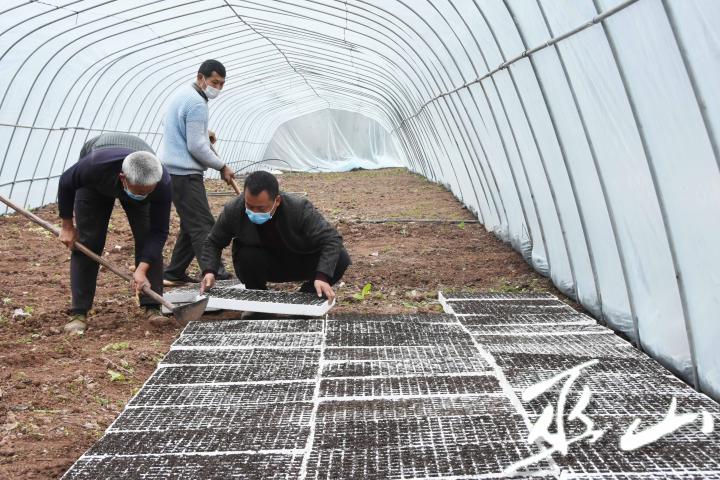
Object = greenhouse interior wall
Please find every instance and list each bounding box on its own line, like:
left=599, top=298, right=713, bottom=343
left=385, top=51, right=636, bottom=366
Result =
left=0, top=0, right=719, bottom=402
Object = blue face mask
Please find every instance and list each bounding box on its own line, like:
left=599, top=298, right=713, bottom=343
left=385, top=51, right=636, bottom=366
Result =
left=122, top=179, right=149, bottom=201
left=246, top=198, right=277, bottom=225
left=124, top=188, right=148, bottom=201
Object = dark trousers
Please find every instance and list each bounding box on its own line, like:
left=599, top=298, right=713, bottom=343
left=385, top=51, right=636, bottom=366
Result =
left=232, top=243, right=351, bottom=291
left=164, top=174, right=226, bottom=279
left=70, top=188, right=163, bottom=314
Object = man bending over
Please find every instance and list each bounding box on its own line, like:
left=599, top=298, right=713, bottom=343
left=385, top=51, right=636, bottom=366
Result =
left=58, top=133, right=171, bottom=333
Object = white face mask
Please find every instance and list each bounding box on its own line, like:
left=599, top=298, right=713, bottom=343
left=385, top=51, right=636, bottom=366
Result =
left=202, top=77, right=221, bottom=100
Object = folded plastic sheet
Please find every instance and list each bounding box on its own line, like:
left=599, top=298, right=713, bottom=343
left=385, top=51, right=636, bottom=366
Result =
left=261, top=109, right=403, bottom=172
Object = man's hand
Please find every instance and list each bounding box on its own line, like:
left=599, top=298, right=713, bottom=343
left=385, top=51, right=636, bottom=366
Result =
left=131, top=262, right=151, bottom=295
left=59, top=218, right=77, bottom=250
left=314, top=279, right=335, bottom=303
left=208, top=130, right=217, bottom=145
left=200, top=272, right=216, bottom=294
left=220, top=164, right=235, bottom=185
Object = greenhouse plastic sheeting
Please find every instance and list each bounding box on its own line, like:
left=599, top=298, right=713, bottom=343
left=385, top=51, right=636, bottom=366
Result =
left=261, top=109, right=404, bottom=172
left=0, top=0, right=718, bottom=402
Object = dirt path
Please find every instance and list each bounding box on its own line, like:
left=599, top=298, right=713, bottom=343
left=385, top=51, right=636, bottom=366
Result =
left=0, top=168, right=566, bottom=479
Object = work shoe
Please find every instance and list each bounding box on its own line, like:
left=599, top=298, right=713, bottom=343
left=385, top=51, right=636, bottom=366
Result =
left=63, top=313, right=87, bottom=334
left=163, top=274, right=199, bottom=287
left=144, top=306, right=172, bottom=327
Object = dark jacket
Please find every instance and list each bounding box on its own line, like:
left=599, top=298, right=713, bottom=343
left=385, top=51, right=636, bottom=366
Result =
left=57, top=133, right=171, bottom=264
left=200, top=193, right=346, bottom=278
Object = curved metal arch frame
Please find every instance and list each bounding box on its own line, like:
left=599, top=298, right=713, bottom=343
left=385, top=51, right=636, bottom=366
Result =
left=347, top=0, right=496, bottom=223
left=452, top=0, right=536, bottom=252
left=212, top=2, right=478, bottom=191
left=231, top=0, right=493, bottom=202
left=500, top=0, right=583, bottom=301
left=396, top=0, right=506, bottom=229
left=532, top=0, right=634, bottom=332
left=0, top=0, right=229, bottom=190
left=38, top=23, right=266, bottom=203
left=227, top=0, right=460, bottom=177
left=507, top=0, right=607, bottom=322
left=116, top=5, right=434, bottom=174
left=202, top=0, right=456, bottom=189
left=207, top=38, right=432, bottom=174
left=591, top=0, right=699, bottom=388
left=475, top=6, right=574, bottom=295
left=29, top=19, right=256, bottom=205
left=466, top=0, right=553, bottom=272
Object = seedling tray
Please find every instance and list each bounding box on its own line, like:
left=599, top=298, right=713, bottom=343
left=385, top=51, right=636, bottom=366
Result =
left=206, top=286, right=333, bottom=317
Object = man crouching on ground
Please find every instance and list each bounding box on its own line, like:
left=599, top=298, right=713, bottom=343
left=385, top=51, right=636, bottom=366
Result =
left=57, top=133, right=172, bottom=334
left=199, top=171, right=350, bottom=318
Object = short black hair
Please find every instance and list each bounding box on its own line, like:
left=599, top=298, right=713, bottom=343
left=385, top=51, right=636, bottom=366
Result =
left=244, top=171, right=279, bottom=199
left=198, top=59, right=226, bottom=78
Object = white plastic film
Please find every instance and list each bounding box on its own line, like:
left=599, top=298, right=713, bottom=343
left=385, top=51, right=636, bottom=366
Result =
left=261, top=109, right=403, bottom=172
left=0, top=0, right=718, bottom=400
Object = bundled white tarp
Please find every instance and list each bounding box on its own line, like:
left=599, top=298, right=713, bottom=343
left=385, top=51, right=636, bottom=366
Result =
left=0, top=0, right=718, bottom=401
left=261, top=109, right=403, bottom=172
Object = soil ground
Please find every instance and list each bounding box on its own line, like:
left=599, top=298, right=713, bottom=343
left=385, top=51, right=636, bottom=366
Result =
left=0, top=168, right=572, bottom=479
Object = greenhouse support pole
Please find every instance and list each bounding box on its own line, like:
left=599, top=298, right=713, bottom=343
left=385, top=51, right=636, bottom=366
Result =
left=593, top=0, right=699, bottom=389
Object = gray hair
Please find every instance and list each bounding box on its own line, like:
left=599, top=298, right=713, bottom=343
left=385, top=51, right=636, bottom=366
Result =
left=121, top=151, right=163, bottom=186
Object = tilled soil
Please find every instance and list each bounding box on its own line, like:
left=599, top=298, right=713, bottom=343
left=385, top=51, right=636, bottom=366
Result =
left=0, top=168, right=566, bottom=479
